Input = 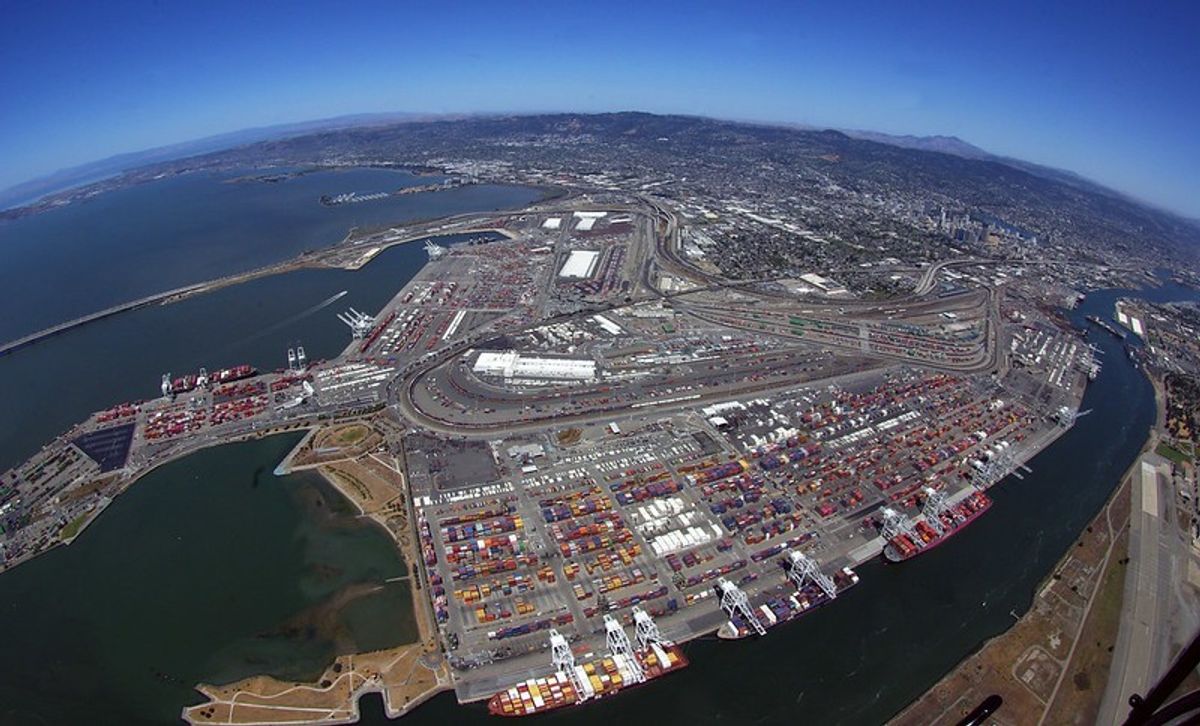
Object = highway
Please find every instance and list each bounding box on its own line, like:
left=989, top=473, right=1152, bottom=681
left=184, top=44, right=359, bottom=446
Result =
left=386, top=201, right=1004, bottom=438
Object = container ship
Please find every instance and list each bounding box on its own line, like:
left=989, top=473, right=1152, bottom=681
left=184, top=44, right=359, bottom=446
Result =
left=487, top=611, right=687, bottom=717
left=209, top=364, right=257, bottom=385
left=161, top=365, right=257, bottom=397
left=168, top=373, right=200, bottom=395
left=882, top=489, right=991, bottom=563
left=717, top=560, right=859, bottom=640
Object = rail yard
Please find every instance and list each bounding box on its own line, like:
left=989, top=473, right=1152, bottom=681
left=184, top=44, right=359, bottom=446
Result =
left=0, top=194, right=1098, bottom=723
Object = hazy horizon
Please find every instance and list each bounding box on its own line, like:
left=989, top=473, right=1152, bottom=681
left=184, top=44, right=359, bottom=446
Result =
left=0, top=109, right=1155, bottom=210
left=2, top=1, right=1198, bottom=216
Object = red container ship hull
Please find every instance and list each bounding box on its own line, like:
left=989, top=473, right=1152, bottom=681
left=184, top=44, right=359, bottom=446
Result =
left=884, top=492, right=992, bottom=563
left=487, top=643, right=688, bottom=717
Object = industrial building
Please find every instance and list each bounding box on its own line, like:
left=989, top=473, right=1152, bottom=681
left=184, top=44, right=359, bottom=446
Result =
left=473, top=350, right=597, bottom=381
left=798, top=272, right=850, bottom=296
left=559, top=250, right=600, bottom=279
left=573, top=210, right=608, bottom=231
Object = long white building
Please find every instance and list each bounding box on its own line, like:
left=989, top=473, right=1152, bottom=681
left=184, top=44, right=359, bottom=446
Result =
left=473, top=351, right=596, bottom=381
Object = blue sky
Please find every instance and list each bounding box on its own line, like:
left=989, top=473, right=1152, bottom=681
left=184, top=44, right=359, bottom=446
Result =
left=2, top=1, right=1198, bottom=216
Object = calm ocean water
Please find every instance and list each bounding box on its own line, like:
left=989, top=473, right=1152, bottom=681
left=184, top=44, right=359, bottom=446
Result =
left=0, top=433, right=414, bottom=726
left=0, top=167, right=539, bottom=342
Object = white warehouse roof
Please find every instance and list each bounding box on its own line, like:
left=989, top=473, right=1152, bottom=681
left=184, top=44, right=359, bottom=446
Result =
left=474, top=351, right=596, bottom=380
left=572, top=211, right=607, bottom=232
left=558, top=250, right=600, bottom=278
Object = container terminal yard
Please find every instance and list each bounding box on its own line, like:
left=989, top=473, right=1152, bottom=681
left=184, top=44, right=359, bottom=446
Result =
left=0, top=194, right=1096, bottom=724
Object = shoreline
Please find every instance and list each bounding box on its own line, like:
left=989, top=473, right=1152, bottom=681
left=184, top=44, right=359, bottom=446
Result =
left=0, top=199, right=477, bottom=571
left=211, top=389, right=1081, bottom=719
left=181, top=418, right=451, bottom=725
left=889, top=358, right=1162, bottom=725
left=409, top=403, right=1079, bottom=711
left=0, top=226, right=479, bottom=359
left=26, top=359, right=1084, bottom=722
left=897, top=429, right=1147, bottom=724
left=1, top=419, right=320, bottom=573
left=0, top=179, right=560, bottom=358
left=0, top=160, right=567, bottom=226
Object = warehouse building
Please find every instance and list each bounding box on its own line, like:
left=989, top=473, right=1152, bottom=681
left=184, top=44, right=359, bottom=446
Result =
left=558, top=250, right=600, bottom=278
left=473, top=351, right=597, bottom=381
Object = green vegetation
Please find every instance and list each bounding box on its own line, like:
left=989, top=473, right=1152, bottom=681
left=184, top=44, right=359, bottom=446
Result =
left=1156, top=441, right=1191, bottom=465
left=60, top=514, right=89, bottom=540
left=331, top=424, right=369, bottom=447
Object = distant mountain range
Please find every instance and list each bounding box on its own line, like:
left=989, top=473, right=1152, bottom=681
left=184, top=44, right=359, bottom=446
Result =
left=840, top=129, right=1166, bottom=212
left=841, top=130, right=992, bottom=159
left=0, top=110, right=1185, bottom=225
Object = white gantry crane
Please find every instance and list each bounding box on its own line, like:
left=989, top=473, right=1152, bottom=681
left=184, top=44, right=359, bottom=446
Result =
left=1054, top=405, right=1092, bottom=429
left=717, top=577, right=766, bottom=636
left=880, top=507, right=918, bottom=542
left=425, top=239, right=447, bottom=259
left=160, top=373, right=172, bottom=398
left=632, top=606, right=664, bottom=651
left=548, top=629, right=590, bottom=702
left=970, top=441, right=1026, bottom=489
left=337, top=308, right=375, bottom=339
left=287, top=346, right=308, bottom=371
left=921, top=486, right=949, bottom=537
left=971, top=455, right=1004, bottom=489
left=787, top=551, right=838, bottom=601
left=603, top=615, right=645, bottom=683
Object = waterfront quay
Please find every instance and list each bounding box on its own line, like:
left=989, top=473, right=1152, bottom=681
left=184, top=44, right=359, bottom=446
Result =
left=408, top=365, right=1074, bottom=704
left=0, top=195, right=1094, bottom=723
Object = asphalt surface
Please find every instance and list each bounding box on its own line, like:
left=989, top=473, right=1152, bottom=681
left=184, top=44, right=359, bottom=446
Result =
left=1099, top=455, right=1177, bottom=724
